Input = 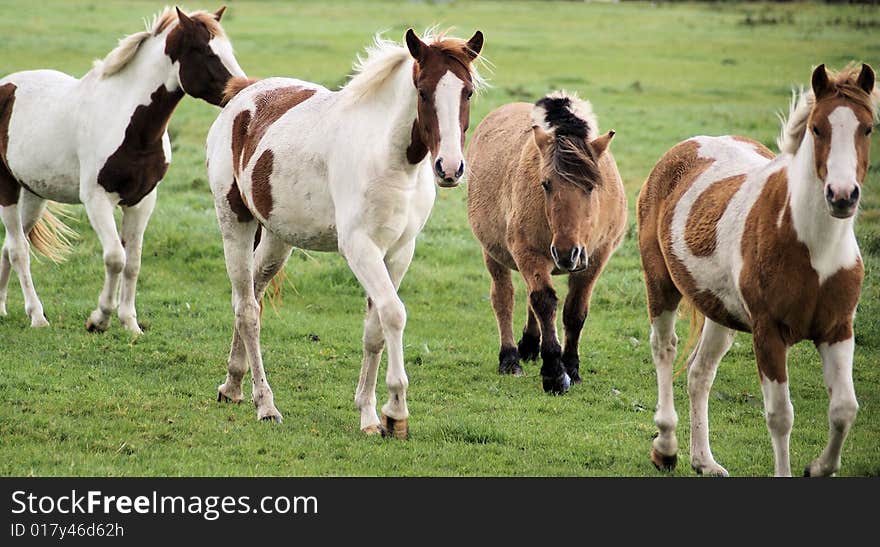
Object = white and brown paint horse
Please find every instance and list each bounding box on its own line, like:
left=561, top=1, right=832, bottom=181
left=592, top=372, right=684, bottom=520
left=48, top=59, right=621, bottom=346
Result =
left=467, top=92, right=626, bottom=393
left=207, top=30, right=484, bottom=435
left=639, top=64, right=878, bottom=476
left=0, top=6, right=244, bottom=331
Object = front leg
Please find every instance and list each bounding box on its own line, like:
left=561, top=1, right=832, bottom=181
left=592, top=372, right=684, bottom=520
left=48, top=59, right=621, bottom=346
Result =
left=341, top=229, right=410, bottom=439
left=805, top=336, right=859, bottom=477
left=561, top=246, right=610, bottom=384
left=81, top=189, right=125, bottom=333
left=517, top=254, right=568, bottom=394
left=753, top=323, right=793, bottom=477
left=117, top=189, right=158, bottom=333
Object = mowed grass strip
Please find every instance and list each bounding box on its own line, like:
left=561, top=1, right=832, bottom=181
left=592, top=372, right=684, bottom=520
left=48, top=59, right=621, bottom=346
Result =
left=0, top=1, right=878, bottom=476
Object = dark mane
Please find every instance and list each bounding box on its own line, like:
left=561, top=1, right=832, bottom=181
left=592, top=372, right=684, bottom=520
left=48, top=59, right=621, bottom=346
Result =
left=534, top=94, right=601, bottom=191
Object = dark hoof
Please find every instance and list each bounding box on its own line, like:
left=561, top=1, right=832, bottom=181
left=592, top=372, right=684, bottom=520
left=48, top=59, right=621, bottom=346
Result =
left=803, top=465, right=811, bottom=478
left=498, top=346, right=523, bottom=376
left=517, top=332, right=540, bottom=362
left=542, top=372, right=571, bottom=395
left=85, top=323, right=100, bottom=333
left=651, top=447, right=677, bottom=471
left=260, top=415, right=282, bottom=423
left=562, top=355, right=582, bottom=384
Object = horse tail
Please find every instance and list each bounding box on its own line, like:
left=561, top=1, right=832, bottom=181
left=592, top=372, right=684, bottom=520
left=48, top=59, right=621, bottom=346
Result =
left=28, top=202, right=78, bottom=263
left=223, top=77, right=260, bottom=105
left=673, top=298, right=705, bottom=379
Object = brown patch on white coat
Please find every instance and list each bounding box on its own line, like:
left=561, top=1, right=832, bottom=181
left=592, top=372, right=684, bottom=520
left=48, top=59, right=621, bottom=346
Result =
left=638, top=63, right=877, bottom=477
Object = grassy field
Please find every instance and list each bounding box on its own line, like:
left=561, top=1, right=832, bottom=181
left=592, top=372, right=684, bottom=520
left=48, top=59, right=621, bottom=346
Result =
left=1, top=0, right=879, bottom=476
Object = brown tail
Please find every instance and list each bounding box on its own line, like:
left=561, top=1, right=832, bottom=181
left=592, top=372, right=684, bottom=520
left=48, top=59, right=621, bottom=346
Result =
left=673, top=298, right=705, bottom=379
left=223, top=76, right=260, bottom=105
left=28, top=202, right=78, bottom=263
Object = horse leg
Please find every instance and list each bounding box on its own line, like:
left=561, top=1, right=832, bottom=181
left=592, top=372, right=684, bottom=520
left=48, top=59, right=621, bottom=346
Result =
left=341, top=231, right=409, bottom=439
left=517, top=307, right=541, bottom=363
left=483, top=250, right=521, bottom=376
left=0, top=199, right=48, bottom=326
left=687, top=319, right=734, bottom=476
left=753, top=324, right=793, bottom=477
left=561, top=246, right=610, bottom=384
left=117, top=189, right=157, bottom=333
left=82, top=191, right=125, bottom=332
left=516, top=257, right=567, bottom=394
left=354, top=240, right=415, bottom=435
left=1, top=189, right=46, bottom=318
left=805, top=337, right=858, bottom=477
left=220, top=219, right=281, bottom=422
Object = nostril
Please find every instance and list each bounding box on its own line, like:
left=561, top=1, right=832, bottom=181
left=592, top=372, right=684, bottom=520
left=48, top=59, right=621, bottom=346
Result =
left=455, top=161, right=465, bottom=179
left=826, top=186, right=834, bottom=201
left=550, top=246, right=559, bottom=263
left=570, top=247, right=580, bottom=264
left=851, top=186, right=860, bottom=203
left=434, top=158, right=443, bottom=175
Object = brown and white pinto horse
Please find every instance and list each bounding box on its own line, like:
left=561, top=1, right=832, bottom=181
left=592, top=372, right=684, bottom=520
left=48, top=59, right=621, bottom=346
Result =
left=206, top=30, right=484, bottom=434
left=638, top=64, right=877, bottom=476
left=0, top=6, right=244, bottom=331
left=467, top=92, right=626, bottom=393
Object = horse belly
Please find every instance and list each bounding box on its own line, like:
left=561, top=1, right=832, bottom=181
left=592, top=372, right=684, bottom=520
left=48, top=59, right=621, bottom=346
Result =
left=259, top=174, right=339, bottom=252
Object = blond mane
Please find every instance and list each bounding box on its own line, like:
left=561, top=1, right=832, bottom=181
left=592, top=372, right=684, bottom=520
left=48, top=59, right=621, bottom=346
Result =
left=778, top=64, right=879, bottom=155
left=342, top=29, right=487, bottom=102
left=92, top=6, right=224, bottom=78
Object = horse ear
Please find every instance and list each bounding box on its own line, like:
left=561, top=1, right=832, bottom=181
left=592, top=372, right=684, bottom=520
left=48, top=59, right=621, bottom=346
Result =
left=590, top=130, right=615, bottom=157
left=175, top=7, right=194, bottom=29
left=405, top=29, right=425, bottom=62
left=857, top=63, right=875, bottom=94
left=812, top=64, right=832, bottom=100
left=531, top=126, right=553, bottom=155
left=465, top=30, right=484, bottom=61
left=214, top=6, right=227, bottom=22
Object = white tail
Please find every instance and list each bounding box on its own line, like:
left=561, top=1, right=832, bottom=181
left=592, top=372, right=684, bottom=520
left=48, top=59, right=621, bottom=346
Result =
left=28, top=202, right=78, bottom=263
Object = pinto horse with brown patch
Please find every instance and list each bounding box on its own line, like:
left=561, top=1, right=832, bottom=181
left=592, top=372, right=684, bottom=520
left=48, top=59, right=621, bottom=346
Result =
left=639, top=64, right=878, bottom=476
left=467, top=92, right=626, bottom=393
left=0, top=6, right=244, bottom=331
left=206, top=30, right=484, bottom=434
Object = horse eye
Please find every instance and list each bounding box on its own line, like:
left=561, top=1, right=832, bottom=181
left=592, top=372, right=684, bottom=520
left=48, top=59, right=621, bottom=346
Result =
left=812, top=125, right=821, bottom=137
left=418, top=90, right=427, bottom=101
left=541, top=180, right=550, bottom=191
left=867, top=126, right=874, bottom=136
left=465, top=90, right=473, bottom=101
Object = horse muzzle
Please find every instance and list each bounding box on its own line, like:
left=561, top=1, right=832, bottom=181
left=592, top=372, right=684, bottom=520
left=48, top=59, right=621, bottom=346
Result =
left=826, top=184, right=859, bottom=219
left=551, top=245, right=588, bottom=273
left=434, top=158, right=464, bottom=188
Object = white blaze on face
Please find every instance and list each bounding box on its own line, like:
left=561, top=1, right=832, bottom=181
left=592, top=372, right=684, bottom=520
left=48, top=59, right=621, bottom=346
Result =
left=209, top=36, right=247, bottom=78
left=433, top=70, right=464, bottom=179
left=825, top=106, right=860, bottom=200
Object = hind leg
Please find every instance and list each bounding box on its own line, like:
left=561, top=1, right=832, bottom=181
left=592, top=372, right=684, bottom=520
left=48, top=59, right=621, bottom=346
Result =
left=687, top=319, right=735, bottom=476
left=483, top=250, right=521, bottom=376
left=0, top=198, right=48, bottom=327
left=117, top=189, right=157, bottom=333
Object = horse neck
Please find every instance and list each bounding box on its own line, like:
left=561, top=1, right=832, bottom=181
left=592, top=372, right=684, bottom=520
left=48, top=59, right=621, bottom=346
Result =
left=87, top=34, right=184, bottom=133
left=347, top=59, right=419, bottom=171
left=788, top=131, right=856, bottom=258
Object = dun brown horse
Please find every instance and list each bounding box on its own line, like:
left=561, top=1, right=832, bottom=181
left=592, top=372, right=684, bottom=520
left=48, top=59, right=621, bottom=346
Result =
left=467, top=92, right=627, bottom=393
left=638, top=64, right=877, bottom=476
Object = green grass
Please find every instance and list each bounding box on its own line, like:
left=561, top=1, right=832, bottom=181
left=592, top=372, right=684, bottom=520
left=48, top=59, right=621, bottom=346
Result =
left=1, top=0, right=879, bottom=476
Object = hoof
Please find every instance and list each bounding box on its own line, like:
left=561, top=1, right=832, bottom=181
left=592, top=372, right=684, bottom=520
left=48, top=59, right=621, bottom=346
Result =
left=217, top=383, right=243, bottom=404
left=542, top=372, right=571, bottom=395
left=380, top=414, right=409, bottom=440
left=562, top=355, right=582, bottom=384
left=259, top=414, right=282, bottom=423
left=85, top=319, right=107, bottom=333
left=692, top=463, right=729, bottom=477
left=517, top=332, right=540, bottom=362
left=217, top=391, right=242, bottom=404
left=498, top=346, right=523, bottom=376
left=30, top=316, right=50, bottom=328
left=362, top=424, right=382, bottom=435
left=650, top=447, right=678, bottom=471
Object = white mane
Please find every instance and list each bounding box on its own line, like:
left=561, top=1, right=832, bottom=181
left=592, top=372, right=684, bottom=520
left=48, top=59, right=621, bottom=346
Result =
left=776, top=87, right=814, bottom=155
left=92, top=6, right=178, bottom=78
left=341, top=30, right=487, bottom=103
